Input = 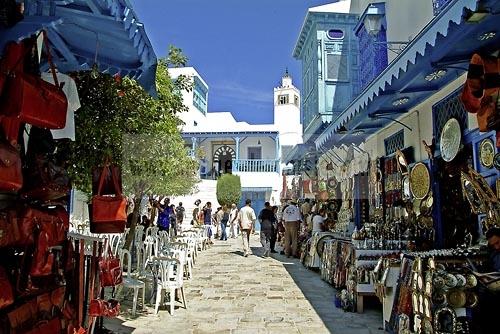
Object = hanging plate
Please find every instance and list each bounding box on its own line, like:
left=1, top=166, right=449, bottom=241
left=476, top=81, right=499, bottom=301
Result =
left=440, top=118, right=461, bottom=162
left=479, top=138, right=495, bottom=168
left=410, top=162, right=431, bottom=199
left=494, top=152, right=500, bottom=170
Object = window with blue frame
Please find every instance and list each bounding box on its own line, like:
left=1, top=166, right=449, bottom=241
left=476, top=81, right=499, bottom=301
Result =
left=384, top=130, right=405, bottom=156
left=193, top=76, right=208, bottom=115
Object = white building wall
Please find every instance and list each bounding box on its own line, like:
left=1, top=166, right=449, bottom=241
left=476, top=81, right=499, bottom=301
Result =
left=235, top=172, right=282, bottom=205
left=239, top=137, right=277, bottom=160
left=274, top=77, right=302, bottom=147
left=363, top=73, right=474, bottom=161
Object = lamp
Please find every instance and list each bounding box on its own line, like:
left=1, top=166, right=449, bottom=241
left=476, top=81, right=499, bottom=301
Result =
left=336, top=125, right=348, bottom=134
left=257, top=139, right=261, bottom=145
left=363, top=4, right=384, bottom=36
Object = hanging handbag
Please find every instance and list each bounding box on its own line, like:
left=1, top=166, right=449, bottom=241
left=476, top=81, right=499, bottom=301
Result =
left=0, top=207, right=36, bottom=248
left=90, top=160, right=126, bottom=234
left=92, top=163, right=122, bottom=196
left=0, top=31, right=67, bottom=129
left=88, top=298, right=120, bottom=318
left=22, top=154, right=71, bottom=201
left=24, top=318, right=62, bottom=334
left=0, top=139, right=22, bottom=192
left=98, top=241, right=122, bottom=287
left=0, top=266, right=14, bottom=310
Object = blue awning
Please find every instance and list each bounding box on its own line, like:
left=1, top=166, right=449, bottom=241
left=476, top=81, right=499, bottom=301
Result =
left=1, top=0, right=157, bottom=96
left=315, top=0, right=500, bottom=149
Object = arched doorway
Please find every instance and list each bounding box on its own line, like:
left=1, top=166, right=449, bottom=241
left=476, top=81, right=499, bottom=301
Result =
left=213, top=145, right=236, bottom=175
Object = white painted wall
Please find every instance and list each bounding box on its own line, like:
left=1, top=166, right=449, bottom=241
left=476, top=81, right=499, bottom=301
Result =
left=236, top=172, right=282, bottom=205
left=168, top=67, right=208, bottom=129
left=239, top=137, right=277, bottom=160
left=363, top=73, right=474, bottom=162
left=274, top=75, right=303, bottom=147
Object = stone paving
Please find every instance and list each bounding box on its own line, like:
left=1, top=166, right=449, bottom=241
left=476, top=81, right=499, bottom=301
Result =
left=104, top=235, right=383, bottom=334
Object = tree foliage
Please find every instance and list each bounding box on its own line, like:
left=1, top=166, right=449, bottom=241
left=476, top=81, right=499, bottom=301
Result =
left=216, top=174, right=242, bottom=207
left=57, top=46, right=198, bottom=248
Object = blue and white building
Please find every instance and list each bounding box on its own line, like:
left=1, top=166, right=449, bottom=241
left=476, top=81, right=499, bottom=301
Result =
left=169, top=68, right=302, bottom=219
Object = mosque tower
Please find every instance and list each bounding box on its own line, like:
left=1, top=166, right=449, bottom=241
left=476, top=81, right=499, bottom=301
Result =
left=274, top=69, right=303, bottom=151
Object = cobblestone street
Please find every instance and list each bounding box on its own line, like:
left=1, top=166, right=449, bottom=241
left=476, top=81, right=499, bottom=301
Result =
left=105, top=235, right=382, bottom=334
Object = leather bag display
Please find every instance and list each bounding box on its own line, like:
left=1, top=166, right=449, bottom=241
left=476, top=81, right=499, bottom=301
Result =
left=0, top=31, right=67, bottom=129
left=92, top=163, right=122, bottom=196
left=98, top=244, right=122, bottom=287
left=0, top=207, right=36, bottom=248
left=90, top=160, right=126, bottom=234
left=88, top=298, right=120, bottom=318
left=0, top=140, right=22, bottom=192
left=0, top=266, right=14, bottom=310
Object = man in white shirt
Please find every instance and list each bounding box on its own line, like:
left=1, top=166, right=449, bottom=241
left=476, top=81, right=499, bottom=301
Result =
left=282, top=200, right=302, bottom=258
left=238, top=199, right=256, bottom=257
left=312, top=208, right=326, bottom=233
left=229, top=203, right=239, bottom=238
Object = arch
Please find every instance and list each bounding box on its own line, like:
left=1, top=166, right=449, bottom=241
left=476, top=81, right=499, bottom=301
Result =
left=213, top=145, right=236, bottom=161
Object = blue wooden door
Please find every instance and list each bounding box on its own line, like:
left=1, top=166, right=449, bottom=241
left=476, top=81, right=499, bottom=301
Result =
left=239, top=190, right=266, bottom=231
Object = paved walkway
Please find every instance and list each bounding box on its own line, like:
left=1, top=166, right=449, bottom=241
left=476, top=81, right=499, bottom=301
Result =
left=105, top=235, right=383, bottom=334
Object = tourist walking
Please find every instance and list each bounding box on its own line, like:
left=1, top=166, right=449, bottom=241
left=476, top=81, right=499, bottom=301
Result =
left=270, top=205, right=279, bottom=253
left=229, top=203, right=239, bottom=238
left=238, top=199, right=256, bottom=257
left=192, top=199, right=201, bottom=226
left=219, top=205, right=229, bottom=241
left=283, top=200, right=301, bottom=258
left=176, top=202, right=185, bottom=232
left=258, top=202, right=275, bottom=257
left=203, top=202, right=213, bottom=243
left=214, top=206, right=223, bottom=238
left=156, top=201, right=170, bottom=234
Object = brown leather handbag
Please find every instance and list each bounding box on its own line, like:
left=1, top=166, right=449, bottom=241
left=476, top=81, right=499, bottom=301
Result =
left=98, top=243, right=122, bottom=287
left=0, top=207, right=36, bottom=248
left=0, top=31, right=68, bottom=129
left=88, top=298, right=120, bottom=317
left=0, top=140, right=22, bottom=192
left=90, top=160, right=126, bottom=234
left=0, top=266, right=14, bottom=310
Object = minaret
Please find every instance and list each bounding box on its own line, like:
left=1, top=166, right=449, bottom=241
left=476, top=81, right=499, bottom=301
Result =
left=274, top=69, right=303, bottom=147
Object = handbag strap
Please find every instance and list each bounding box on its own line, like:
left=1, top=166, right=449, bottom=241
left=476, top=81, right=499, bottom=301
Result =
left=42, top=30, right=60, bottom=89
left=96, top=157, right=122, bottom=196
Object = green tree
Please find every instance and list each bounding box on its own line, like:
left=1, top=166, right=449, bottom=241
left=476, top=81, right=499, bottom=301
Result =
left=58, top=46, right=198, bottom=249
left=216, top=174, right=242, bottom=207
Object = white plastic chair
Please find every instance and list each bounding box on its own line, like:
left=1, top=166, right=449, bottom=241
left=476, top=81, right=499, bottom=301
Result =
left=118, top=249, right=146, bottom=316
left=153, top=257, right=186, bottom=315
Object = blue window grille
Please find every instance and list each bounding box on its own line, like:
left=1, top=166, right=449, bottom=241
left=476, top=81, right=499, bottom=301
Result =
left=432, top=0, right=453, bottom=15
left=384, top=130, right=405, bottom=156
left=432, top=89, right=468, bottom=145
left=357, top=24, right=388, bottom=91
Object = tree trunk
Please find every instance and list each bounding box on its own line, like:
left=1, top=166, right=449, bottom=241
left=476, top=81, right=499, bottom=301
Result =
left=123, top=194, right=142, bottom=250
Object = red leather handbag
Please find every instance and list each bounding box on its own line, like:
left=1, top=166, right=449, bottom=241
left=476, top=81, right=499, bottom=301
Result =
left=0, top=31, right=67, bottom=129
left=0, top=266, right=14, bottom=310
left=88, top=298, right=120, bottom=317
left=24, top=318, right=62, bottom=334
left=0, top=140, right=22, bottom=192
left=0, top=207, right=36, bottom=248
left=99, top=244, right=122, bottom=287
left=90, top=161, right=126, bottom=234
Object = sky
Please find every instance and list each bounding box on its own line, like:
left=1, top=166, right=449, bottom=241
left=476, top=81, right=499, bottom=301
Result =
left=130, top=0, right=330, bottom=124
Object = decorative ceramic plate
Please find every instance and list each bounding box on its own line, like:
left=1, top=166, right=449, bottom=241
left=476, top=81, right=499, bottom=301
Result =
left=494, top=152, right=500, bottom=170
left=479, top=138, right=495, bottom=168
left=410, top=163, right=431, bottom=199
left=440, top=118, right=461, bottom=162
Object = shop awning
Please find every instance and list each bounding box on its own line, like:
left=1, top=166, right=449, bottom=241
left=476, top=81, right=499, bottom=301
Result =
left=1, top=0, right=157, bottom=96
left=315, top=0, right=500, bottom=150
left=282, top=143, right=316, bottom=165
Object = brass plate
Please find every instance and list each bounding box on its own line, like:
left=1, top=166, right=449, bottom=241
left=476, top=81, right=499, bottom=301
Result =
left=440, top=118, right=461, bottom=162
left=479, top=138, right=495, bottom=168
left=410, top=163, right=431, bottom=199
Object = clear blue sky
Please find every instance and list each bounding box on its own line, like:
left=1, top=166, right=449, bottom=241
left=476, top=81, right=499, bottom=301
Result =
left=130, top=0, right=330, bottom=124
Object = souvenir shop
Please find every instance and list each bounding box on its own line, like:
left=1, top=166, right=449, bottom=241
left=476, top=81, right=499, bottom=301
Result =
left=291, top=1, right=500, bottom=333
left=0, top=1, right=156, bottom=333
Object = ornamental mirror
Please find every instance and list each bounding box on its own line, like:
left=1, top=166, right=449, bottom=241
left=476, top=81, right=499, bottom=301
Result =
left=460, top=172, right=485, bottom=214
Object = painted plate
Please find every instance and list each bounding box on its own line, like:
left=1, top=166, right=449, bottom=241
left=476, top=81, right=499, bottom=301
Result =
left=479, top=138, right=495, bottom=168
left=410, top=163, right=431, bottom=199
left=494, top=153, right=500, bottom=170
left=440, top=118, right=461, bottom=162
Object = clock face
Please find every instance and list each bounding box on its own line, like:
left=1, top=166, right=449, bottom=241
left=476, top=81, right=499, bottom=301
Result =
left=479, top=138, right=495, bottom=168
left=440, top=118, right=461, bottom=162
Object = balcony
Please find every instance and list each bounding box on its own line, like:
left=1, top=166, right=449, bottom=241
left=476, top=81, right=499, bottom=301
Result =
left=433, top=0, right=452, bottom=15
left=233, top=159, right=279, bottom=173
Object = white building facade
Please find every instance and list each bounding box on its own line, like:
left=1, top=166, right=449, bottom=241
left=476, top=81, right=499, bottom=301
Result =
left=170, top=68, right=302, bottom=221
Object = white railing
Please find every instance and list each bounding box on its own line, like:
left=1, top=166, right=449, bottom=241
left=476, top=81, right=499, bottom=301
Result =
left=233, top=159, right=279, bottom=173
